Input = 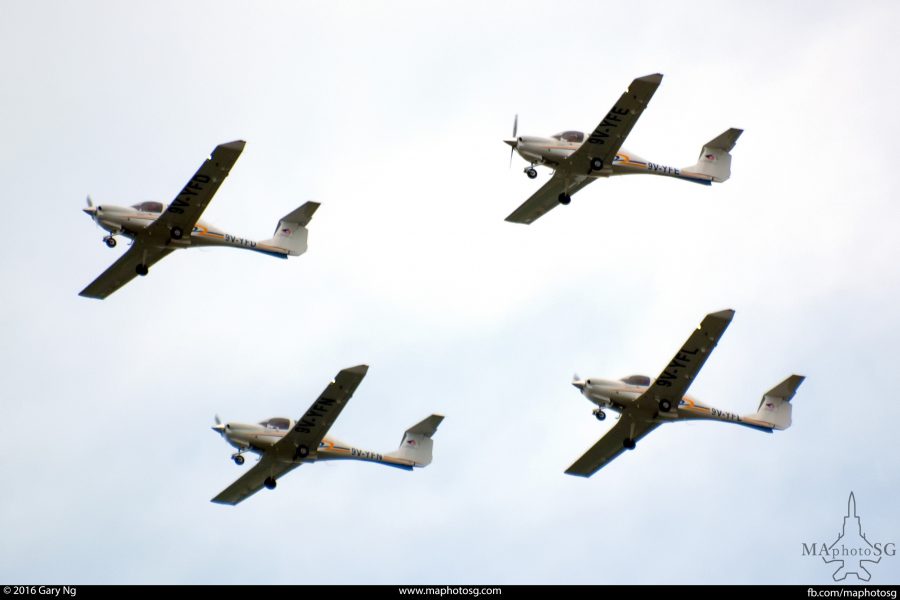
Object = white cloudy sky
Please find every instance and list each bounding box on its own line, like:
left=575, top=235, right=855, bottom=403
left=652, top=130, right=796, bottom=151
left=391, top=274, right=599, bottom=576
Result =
left=1, top=0, right=898, bottom=585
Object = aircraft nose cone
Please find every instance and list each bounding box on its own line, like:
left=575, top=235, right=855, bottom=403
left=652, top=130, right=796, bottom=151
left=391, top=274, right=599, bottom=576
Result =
left=83, top=207, right=96, bottom=215
left=212, top=424, right=226, bottom=434
left=503, top=138, right=517, bottom=148
left=572, top=380, right=586, bottom=391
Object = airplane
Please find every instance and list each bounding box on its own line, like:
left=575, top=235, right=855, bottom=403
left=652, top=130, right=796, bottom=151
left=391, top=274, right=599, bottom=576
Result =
left=80, top=140, right=320, bottom=299
left=210, top=364, right=444, bottom=506
left=504, top=73, right=743, bottom=224
left=566, top=309, right=805, bottom=477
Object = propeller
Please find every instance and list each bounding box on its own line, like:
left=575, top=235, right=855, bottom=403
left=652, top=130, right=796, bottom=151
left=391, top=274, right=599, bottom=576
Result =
left=85, top=195, right=93, bottom=208
left=572, top=373, right=586, bottom=391
left=506, top=114, right=519, bottom=167
left=212, top=414, right=226, bottom=434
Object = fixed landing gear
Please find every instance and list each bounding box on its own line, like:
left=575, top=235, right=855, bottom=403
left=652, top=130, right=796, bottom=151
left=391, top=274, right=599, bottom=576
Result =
left=294, top=445, right=310, bottom=460
left=524, top=166, right=538, bottom=179
left=593, top=408, right=607, bottom=421
left=231, top=453, right=245, bottom=466
left=659, top=399, right=672, bottom=412
left=264, top=477, right=277, bottom=490
left=623, top=438, right=636, bottom=450
left=135, top=264, right=149, bottom=276
left=558, top=193, right=571, bottom=205
left=170, top=226, right=184, bottom=240
left=103, top=236, right=117, bottom=248
left=590, top=157, right=604, bottom=171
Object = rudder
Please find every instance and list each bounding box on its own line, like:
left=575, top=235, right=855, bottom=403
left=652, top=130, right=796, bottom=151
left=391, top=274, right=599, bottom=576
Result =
left=747, top=374, right=805, bottom=430
left=259, top=201, right=320, bottom=257
left=683, top=128, right=743, bottom=183
left=385, top=414, right=444, bottom=467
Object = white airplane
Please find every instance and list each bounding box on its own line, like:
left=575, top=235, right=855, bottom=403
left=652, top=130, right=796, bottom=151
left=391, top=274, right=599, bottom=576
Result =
left=80, top=140, right=319, bottom=299
left=566, top=309, right=805, bottom=477
left=210, top=364, right=444, bottom=506
left=504, top=73, right=742, bottom=224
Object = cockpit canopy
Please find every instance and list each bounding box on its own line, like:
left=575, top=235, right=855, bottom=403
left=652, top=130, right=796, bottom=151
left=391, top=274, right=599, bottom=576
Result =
left=258, top=417, right=291, bottom=430
left=620, top=375, right=651, bottom=387
left=551, top=130, right=584, bottom=143
left=131, top=201, right=163, bottom=213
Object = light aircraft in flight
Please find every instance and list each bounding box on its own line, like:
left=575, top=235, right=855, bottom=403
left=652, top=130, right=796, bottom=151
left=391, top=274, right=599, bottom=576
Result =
left=504, top=73, right=742, bottom=224
left=210, top=364, right=444, bottom=506
left=80, top=140, right=319, bottom=299
left=566, top=309, right=804, bottom=477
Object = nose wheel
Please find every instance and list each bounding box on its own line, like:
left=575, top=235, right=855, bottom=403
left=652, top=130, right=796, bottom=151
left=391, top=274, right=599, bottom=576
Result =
left=103, top=236, right=117, bottom=248
left=593, top=408, right=607, bottom=421
left=524, top=166, right=538, bottom=179
left=231, top=453, right=245, bottom=466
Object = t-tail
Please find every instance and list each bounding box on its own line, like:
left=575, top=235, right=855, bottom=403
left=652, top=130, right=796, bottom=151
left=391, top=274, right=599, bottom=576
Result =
left=258, top=201, right=320, bottom=258
left=683, top=128, right=743, bottom=183
left=744, top=375, right=805, bottom=430
left=385, top=414, right=444, bottom=467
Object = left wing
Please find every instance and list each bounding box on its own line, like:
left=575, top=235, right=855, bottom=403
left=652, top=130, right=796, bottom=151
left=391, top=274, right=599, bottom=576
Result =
left=210, top=365, right=369, bottom=506
left=565, top=411, right=659, bottom=477
left=143, top=140, right=246, bottom=244
left=640, top=309, right=735, bottom=410
left=79, top=239, right=173, bottom=299
left=505, top=173, right=592, bottom=224
left=564, top=73, right=663, bottom=176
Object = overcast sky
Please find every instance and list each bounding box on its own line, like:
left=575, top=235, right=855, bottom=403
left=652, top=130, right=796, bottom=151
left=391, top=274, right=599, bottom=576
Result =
left=1, top=0, right=898, bottom=585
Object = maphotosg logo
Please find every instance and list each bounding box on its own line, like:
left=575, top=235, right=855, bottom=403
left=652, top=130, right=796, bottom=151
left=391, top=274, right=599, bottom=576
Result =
left=802, top=492, right=896, bottom=581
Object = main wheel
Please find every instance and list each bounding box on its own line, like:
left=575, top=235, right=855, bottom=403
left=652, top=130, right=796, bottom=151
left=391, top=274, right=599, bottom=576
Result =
left=296, top=445, right=309, bottom=458
left=171, top=226, right=184, bottom=240
left=135, top=264, right=149, bottom=276
left=104, top=237, right=117, bottom=248
left=526, top=167, right=538, bottom=179
left=590, top=157, right=604, bottom=171
left=558, top=193, right=571, bottom=205
left=264, top=477, right=277, bottom=490
left=659, top=399, right=672, bottom=412
left=623, top=438, right=636, bottom=450
left=233, top=455, right=245, bottom=466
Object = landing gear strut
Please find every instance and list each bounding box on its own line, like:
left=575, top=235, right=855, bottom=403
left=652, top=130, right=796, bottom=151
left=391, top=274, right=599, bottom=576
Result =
left=103, top=236, right=117, bottom=248
left=524, top=166, right=538, bottom=179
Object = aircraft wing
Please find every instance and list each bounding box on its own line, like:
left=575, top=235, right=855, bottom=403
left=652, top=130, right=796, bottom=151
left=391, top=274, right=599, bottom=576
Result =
left=640, top=309, right=735, bottom=408
left=210, top=365, right=369, bottom=506
left=563, top=73, right=663, bottom=176
left=79, top=239, right=173, bottom=299
left=210, top=452, right=301, bottom=506
left=504, top=173, right=593, bottom=224
left=142, top=140, right=246, bottom=244
left=565, top=411, right=659, bottom=477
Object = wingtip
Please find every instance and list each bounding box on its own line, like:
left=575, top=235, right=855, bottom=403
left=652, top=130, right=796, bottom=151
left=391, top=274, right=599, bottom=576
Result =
left=636, top=73, right=663, bottom=84
left=708, top=308, right=736, bottom=321
left=344, top=364, right=369, bottom=376
left=217, top=140, right=246, bottom=152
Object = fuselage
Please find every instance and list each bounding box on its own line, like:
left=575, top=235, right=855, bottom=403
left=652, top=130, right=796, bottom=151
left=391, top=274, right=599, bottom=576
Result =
left=83, top=201, right=289, bottom=258
left=514, top=131, right=711, bottom=184
left=213, top=418, right=416, bottom=470
left=576, top=375, right=771, bottom=430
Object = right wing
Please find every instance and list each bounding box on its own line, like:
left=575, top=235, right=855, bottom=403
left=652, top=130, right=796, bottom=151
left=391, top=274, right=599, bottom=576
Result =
left=210, top=365, right=369, bottom=506
left=210, top=452, right=301, bottom=506
left=504, top=173, right=592, bottom=224
left=565, top=411, right=659, bottom=477
left=79, top=239, right=173, bottom=299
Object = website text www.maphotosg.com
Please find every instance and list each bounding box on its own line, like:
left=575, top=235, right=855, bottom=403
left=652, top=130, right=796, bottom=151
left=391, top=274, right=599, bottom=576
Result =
left=808, top=589, right=897, bottom=599
left=399, top=587, right=501, bottom=597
